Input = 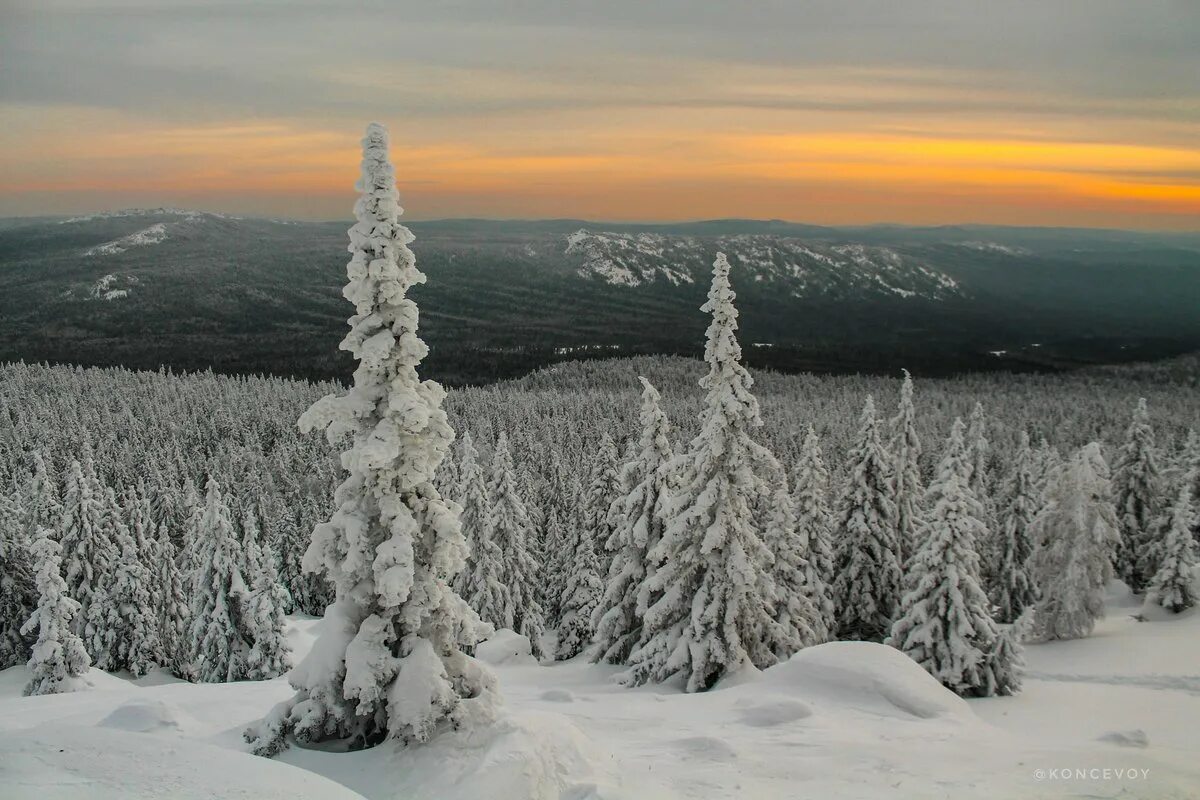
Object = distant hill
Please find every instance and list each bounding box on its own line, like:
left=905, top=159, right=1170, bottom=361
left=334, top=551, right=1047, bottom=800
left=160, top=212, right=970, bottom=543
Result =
left=1, top=209, right=1197, bottom=385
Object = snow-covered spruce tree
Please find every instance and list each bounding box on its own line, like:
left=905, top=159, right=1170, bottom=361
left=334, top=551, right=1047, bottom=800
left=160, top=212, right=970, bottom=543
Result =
left=965, top=402, right=992, bottom=502
left=21, top=451, right=61, bottom=539
left=592, top=377, right=674, bottom=665
left=1181, top=429, right=1200, bottom=542
left=1030, top=444, right=1120, bottom=640
left=889, top=370, right=924, bottom=563
left=59, top=457, right=117, bottom=642
left=1148, top=486, right=1198, bottom=613
left=0, top=491, right=34, bottom=668
left=485, top=431, right=545, bottom=655
left=888, top=418, right=1001, bottom=697
left=246, top=124, right=497, bottom=756
left=22, top=527, right=91, bottom=696
left=189, top=477, right=254, bottom=682
left=1111, top=398, right=1164, bottom=593
left=543, top=474, right=583, bottom=627
left=555, top=513, right=604, bottom=660
left=246, top=549, right=294, bottom=680
left=991, top=432, right=1040, bottom=623
left=792, top=425, right=836, bottom=642
left=583, top=433, right=622, bottom=565
left=240, top=502, right=265, bottom=587
left=624, top=253, right=795, bottom=691
left=984, top=609, right=1034, bottom=697
left=762, top=477, right=822, bottom=654
left=108, top=517, right=162, bottom=676
left=451, top=431, right=491, bottom=599
left=155, top=524, right=192, bottom=680
left=832, top=396, right=901, bottom=642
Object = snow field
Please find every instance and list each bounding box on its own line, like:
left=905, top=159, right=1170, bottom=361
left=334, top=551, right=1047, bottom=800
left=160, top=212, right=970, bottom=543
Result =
left=3, top=595, right=1196, bottom=799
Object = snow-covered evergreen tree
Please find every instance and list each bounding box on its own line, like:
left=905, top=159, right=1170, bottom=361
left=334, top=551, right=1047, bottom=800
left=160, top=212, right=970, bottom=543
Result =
left=583, top=433, right=621, bottom=566
left=1031, top=444, right=1120, bottom=640
left=189, top=477, right=254, bottom=682
left=155, top=524, right=192, bottom=680
left=1111, top=398, right=1164, bottom=592
left=832, top=396, right=901, bottom=642
left=59, top=457, right=117, bottom=642
left=983, top=609, right=1034, bottom=697
left=991, top=432, right=1039, bottom=623
left=108, top=519, right=162, bottom=676
left=888, top=419, right=1002, bottom=696
left=625, top=253, right=794, bottom=691
left=452, top=431, right=491, bottom=598
left=0, top=491, right=34, bottom=668
left=246, top=551, right=294, bottom=679
left=21, top=451, right=61, bottom=539
left=889, top=370, right=923, bottom=562
left=543, top=475, right=582, bottom=627
left=965, top=402, right=992, bottom=502
left=792, top=425, right=836, bottom=641
left=485, top=431, right=545, bottom=655
left=1147, top=486, right=1198, bottom=613
left=555, top=514, right=603, bottom=660
left=762, top=478, right=822, bottom=654
left=1181, top=428, right=1200, bottom=543
left=246, top=124, right=496, bottom=756
left=22, top=527, right=91, bottom=696
left=592, top=377, right=674, bottom=665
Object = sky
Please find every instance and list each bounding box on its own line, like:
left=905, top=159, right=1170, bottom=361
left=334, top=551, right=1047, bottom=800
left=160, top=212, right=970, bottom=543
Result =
left=1, top=1, right=1198, bottom=229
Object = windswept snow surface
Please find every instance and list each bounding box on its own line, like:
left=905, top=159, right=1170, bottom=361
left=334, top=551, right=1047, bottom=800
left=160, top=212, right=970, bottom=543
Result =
left=1, top=582, right=1196, bottom=799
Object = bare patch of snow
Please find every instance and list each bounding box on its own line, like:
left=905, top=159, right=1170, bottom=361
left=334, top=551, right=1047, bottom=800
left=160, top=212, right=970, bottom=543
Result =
left=84, top=223, right=171, bottom=257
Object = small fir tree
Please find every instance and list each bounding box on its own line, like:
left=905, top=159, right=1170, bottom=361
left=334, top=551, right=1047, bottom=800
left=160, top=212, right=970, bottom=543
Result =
left=22, top=527, right=92, bottom=696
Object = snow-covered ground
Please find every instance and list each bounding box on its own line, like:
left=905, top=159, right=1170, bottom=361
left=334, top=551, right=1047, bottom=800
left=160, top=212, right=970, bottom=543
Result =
left=2, top=589, right=1196, bottom=800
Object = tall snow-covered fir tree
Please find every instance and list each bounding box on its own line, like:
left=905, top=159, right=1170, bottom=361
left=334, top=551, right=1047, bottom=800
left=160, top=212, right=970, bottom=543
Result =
left=543, top=474, right=583, bottom=627
left=246, top=124, right=497, bottom=756
left=592, top=377, right=674, bottom=665
left=888, top=370, right=924, bottom=563
left=22, top=527, right=91, bottom=696
left=991, top=432, right=1040, bottom=623
left=1031, top=443, right=1120, bottom=640
left=583, top=433, right=622, bottom=567
left=1148, top=486, right=1197, bottom=613
left=246, top=549, right=294, bottom=680
left=155, top=523, right=192, bottom=680
left=792, top=425, right=836, bottom=641
left=108, top=513, right=162, bottom=676
left=484, top=431, right=545, bottom=655
left=451, top=431, right=491, bottom=599
left=189, top=477, right=255, bottom=683
left=0, top=491, right=34, bottom=668
left=1111, top=399, right=1165, bottom=593
left=624, top=253, right=795, bottom=692
left=888, top=418, right=1005, bottom=697
left=59, top=456, right=117, bottom=644
left=832, top=396, right=901, bottom=642
left=762, top=476, right=822, bottom=654
left=21, top=451, right=62, bottom=540
left=1181, top=428, right=1200, bottom=542
left=555, top=511, right=603, bottom=660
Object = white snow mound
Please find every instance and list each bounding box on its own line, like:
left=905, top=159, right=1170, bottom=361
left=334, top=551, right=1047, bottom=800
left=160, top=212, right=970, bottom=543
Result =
left=0, top=723, right=367, bottom=800
left=378, top=710, right=621, bottom=800
left=476, top=628, right=536, bottom=665
left=97, top=698, right=193, bottom=734
left=759, top=641, right=973, bottom=720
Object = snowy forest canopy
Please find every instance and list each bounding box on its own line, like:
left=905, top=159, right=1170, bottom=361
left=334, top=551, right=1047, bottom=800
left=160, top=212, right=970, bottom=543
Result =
left=0, top=353, right=1196, bottom=622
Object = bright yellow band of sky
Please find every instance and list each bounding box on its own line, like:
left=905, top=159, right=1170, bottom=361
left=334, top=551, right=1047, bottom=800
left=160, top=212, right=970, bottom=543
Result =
left=2, top=103, right=1198, bottom=229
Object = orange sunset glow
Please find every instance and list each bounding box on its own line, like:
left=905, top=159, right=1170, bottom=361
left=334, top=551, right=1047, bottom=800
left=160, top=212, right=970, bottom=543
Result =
left=2, top=2, right=1198, bottom=229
